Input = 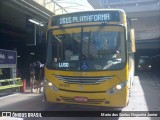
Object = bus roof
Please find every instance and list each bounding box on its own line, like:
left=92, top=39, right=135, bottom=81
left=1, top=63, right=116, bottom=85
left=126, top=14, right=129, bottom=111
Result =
left=52, top=9, right=126, bottom=17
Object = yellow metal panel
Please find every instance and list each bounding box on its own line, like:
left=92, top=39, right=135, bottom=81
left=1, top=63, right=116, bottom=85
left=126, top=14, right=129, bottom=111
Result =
left=52, top=26, right=124, bottom=35
left=53, top=28, right=81, bottom=35
left=0, top=78, right=22, bottom=90
left=130, top=29, right=136, bottom=52
left=83, top=26, right=124, bottom=32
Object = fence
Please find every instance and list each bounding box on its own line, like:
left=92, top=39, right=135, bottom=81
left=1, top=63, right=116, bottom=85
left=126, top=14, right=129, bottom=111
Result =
left=0, top=78, right=23, bottom=91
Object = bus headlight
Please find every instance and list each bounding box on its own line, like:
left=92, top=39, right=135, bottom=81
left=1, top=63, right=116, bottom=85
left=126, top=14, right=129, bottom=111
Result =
left=106, top=81, right=127, bottom=95
left=48, top=82, right=53, bottom=86
left=47, top=81, right=59, bottom=92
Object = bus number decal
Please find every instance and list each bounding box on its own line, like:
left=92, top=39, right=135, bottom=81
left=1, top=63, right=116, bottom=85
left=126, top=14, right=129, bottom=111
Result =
left=59, top=63, right=69, bottom=67
left=59, top=14, right=110, bottom=25
left=59, top=83, right=70, bottom=88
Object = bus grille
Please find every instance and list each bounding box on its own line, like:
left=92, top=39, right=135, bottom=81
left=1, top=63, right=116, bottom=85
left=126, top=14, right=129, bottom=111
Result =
left=60, top=96, right=105, bottom=104
left=54, top=75, right=112, bottom=84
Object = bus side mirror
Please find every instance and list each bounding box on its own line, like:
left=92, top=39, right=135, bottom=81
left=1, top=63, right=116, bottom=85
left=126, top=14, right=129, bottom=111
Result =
left=129, top=29, right=136, bottom=53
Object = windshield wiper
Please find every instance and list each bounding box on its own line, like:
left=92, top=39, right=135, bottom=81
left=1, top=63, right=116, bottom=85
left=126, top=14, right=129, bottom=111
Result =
left=55, top=36, right=62, bottom=43
left=95, top=22, right=106, bottom=33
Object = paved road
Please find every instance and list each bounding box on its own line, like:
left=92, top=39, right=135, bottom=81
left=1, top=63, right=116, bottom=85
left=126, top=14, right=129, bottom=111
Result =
left=0, top=71, right=160, bottom=120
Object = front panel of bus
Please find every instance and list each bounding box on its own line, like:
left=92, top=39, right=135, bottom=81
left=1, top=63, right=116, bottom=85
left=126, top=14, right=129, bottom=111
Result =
left=45, top=11, right=129, bottom=107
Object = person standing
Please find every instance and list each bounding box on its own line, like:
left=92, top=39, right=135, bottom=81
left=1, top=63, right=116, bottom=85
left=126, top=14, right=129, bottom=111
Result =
left=35, top=61, right=44, bottom=93
left=39, top=63, right=44, bottom=93
left=29, top=62, right=36, bottom=93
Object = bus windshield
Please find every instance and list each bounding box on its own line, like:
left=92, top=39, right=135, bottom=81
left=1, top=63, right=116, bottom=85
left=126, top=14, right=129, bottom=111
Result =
left=46, top=26, right=126, bottom=71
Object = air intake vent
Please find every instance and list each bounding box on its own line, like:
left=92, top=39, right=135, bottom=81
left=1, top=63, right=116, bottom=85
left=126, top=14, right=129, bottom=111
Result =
left=54, top=75, right=112, bottom=84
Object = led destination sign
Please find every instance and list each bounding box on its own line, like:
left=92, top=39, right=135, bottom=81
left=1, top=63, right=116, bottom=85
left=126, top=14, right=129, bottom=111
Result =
left=52, top=11, right=120, bottom=26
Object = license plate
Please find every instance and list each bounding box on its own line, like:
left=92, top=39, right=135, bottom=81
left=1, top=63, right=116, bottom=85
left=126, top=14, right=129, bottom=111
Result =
left=74, top=96, right=88, bottom=102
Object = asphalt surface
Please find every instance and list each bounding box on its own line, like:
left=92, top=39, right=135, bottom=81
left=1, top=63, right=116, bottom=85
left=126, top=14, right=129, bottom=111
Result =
left=0, top=71, right=160, bottom=120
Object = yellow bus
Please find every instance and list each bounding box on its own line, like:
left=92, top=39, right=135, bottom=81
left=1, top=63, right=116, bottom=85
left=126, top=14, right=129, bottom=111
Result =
left=44, top=9, right=135, bottom=107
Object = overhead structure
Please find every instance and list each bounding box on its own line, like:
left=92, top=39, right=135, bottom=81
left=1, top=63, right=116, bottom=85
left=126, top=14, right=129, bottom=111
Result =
left=87, top=0, right=160, bottom=40
left=33, top=0, right=93, bottom=14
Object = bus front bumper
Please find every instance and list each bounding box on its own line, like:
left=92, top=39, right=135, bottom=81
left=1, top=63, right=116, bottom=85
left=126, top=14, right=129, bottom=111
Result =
left=45, top=86, right=129, bottom=108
